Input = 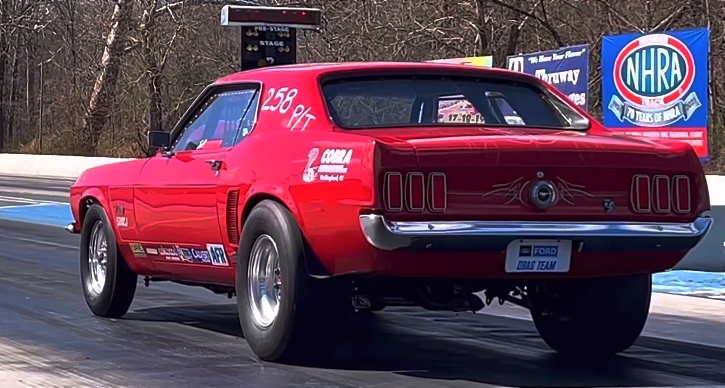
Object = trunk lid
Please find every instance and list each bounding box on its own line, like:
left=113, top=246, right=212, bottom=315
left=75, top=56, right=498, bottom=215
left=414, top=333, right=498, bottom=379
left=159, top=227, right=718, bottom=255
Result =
left=371, top=127, right=704, bottom=223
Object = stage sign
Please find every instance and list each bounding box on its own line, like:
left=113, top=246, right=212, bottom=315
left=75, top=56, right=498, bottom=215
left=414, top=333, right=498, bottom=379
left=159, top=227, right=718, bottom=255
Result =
left=602, top=28, right=710, bottom=160
left=506, top=44, right=590, bottom=111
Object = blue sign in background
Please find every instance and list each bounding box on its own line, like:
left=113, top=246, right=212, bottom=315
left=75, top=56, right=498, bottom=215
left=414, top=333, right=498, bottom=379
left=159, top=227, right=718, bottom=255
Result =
left=506, top=44, right=590, bottom=111
left=601, top=28, right=710, bottom=160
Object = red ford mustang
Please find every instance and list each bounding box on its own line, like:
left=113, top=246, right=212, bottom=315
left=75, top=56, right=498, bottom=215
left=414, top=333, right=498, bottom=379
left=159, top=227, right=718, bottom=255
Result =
left=66, top=61, right=712, bottom=363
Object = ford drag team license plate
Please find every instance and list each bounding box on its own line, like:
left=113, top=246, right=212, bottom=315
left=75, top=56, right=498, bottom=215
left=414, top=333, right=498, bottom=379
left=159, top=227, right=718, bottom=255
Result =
left=505, top=239, right=572, bottom=273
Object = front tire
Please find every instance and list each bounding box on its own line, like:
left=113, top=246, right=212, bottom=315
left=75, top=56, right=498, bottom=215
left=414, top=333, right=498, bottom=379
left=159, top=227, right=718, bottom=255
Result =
left=530, top=274, right=651, bottom=357
left=80, top=204, right=137, bottom=318
left=236, top=200, right=347, bottom=363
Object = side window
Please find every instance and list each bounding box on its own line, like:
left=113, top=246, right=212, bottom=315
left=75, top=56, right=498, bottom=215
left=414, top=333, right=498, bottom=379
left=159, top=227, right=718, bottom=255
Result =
left=437, top=97, right=485, bottom=124
left=172, top=88, right=260, bottom=152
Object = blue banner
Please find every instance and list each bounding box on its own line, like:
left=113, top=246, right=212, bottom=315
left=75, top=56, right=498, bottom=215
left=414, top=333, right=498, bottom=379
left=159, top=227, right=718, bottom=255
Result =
left=602, top=28, right=710, bottom=160
left=506, top=44, right=590, bottom=111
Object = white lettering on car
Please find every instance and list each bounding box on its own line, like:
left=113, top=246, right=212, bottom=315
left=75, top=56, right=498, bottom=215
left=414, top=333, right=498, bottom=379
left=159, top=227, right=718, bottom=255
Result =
left=261, top=87, right=317, bottom=131
left=288, top=105, right=317, bottom=131
left=320, top=148, right=353, bottom=164
left=302, top=148, right=352, bottom=183
left=116, top=216, right=128, bottom=227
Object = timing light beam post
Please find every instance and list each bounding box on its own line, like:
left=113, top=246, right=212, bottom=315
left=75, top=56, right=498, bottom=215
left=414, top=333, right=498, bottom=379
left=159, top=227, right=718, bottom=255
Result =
left=220, top=5, right=323, bottom=71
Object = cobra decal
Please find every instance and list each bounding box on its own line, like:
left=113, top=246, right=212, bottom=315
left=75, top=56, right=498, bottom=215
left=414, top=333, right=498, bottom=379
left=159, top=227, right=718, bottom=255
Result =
left=302, top=147, right=352, bottom=183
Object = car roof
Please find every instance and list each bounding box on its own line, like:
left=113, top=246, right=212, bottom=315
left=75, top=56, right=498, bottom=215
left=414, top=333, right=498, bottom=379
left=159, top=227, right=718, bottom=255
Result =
left=214, top=61, right=532, bottom=85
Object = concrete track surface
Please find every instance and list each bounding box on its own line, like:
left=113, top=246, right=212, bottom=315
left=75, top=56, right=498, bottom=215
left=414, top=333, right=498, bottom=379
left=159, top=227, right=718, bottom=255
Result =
left=0, top=174, right=725, bottom=387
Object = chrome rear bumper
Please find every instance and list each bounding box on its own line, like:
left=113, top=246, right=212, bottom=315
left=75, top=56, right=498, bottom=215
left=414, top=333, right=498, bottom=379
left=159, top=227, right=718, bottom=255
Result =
left=358, top=214, right=713, bottom=252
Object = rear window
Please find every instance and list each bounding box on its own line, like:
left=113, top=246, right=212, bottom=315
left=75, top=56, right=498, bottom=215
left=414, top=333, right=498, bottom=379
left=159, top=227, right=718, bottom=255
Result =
left=322, top=75, right=589, bottom=130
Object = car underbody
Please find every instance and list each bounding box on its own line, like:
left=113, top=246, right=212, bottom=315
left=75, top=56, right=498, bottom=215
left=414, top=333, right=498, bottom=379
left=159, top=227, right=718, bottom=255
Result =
left=141, top=272, right=639, bottom=322
left=138, top=269, right=653, bottom=359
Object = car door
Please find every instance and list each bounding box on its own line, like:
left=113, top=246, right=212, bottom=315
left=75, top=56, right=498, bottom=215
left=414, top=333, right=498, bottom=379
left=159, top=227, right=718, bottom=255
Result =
left=133, top=85, right=261, bottom=256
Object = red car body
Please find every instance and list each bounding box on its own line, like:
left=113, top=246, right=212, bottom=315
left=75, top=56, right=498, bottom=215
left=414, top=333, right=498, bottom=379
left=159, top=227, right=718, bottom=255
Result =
left=68, top=62, right=710, bottom=286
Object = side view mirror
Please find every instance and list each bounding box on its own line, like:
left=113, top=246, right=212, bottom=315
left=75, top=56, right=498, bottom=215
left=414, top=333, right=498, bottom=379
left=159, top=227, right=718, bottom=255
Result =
left=147, top=130, right=171, bottom=156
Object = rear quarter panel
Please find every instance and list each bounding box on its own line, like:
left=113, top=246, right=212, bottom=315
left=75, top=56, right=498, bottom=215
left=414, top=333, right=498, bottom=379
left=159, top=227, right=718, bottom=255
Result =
left=226, top=127, right=377, bottom=275
left=216, top=70, right=379, bottom=275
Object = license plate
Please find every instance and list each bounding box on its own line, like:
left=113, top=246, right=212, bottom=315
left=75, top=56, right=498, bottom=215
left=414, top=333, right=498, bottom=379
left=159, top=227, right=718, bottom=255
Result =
left=505, top=239, right=572, bottom=273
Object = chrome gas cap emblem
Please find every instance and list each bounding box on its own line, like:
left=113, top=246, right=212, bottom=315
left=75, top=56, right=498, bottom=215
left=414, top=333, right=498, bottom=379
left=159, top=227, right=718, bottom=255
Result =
left=530, top=180, right=558, bottom=209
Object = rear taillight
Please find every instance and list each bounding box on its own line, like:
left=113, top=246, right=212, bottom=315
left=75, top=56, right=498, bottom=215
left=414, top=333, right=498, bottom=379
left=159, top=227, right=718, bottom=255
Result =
left=630, top=174, right=691, bottom=214
left=631, top=175, right=651, bottom=213
left=653, top=175, right=670, bottom=213
left=383, top=172, right=403, bottom=212
left=383, top=171, right=447, bottom=213
left=406, top=172, right=425, bottom=212
left=672, top=175, right=691, bottom=214
left=428, top=172, right=447, bottom=212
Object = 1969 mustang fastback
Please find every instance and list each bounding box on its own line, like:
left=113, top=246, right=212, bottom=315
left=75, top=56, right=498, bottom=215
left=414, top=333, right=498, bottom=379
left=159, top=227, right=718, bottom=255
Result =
left=66, top=60, right=711, bottom=363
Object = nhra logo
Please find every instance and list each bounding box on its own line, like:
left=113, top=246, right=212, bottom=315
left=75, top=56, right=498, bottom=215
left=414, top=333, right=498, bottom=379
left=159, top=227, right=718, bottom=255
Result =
left=607, top=34, right=702, bottom=127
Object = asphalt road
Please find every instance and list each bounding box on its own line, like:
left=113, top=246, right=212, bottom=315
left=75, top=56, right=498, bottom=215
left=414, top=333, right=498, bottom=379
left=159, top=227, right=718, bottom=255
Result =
left=0, top=174, right=73, bottom=202
left=1, top=173, right=725, bottom=387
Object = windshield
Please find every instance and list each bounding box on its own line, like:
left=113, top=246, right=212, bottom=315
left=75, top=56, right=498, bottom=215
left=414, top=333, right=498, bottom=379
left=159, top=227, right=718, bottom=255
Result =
left=321, top=75, right=589, bottom=130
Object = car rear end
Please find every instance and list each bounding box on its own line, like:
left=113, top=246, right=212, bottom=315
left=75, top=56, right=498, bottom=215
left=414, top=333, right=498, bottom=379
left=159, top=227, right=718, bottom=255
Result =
left=360, top=132, right=710, bottom=278
left=318, top=64, right=712, bottom=279
left=292, top=62, right=713, bottom=360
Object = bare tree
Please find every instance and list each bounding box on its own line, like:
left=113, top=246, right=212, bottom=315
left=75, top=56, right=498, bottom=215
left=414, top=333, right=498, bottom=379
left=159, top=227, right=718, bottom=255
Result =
left=79, top=0, right=134, bottom=156
left=0, top=0, right=723, bottom=170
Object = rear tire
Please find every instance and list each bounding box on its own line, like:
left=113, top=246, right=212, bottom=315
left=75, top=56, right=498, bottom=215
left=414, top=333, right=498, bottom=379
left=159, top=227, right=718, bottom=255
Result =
left=236, top=200, right=347, bottom=363
left=80, top=204, right=138, bottom=318
left=530, top=274, right=651, bottom=357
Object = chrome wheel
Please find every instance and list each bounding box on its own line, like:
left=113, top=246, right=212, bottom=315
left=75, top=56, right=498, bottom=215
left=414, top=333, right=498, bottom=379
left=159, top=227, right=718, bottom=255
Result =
left=248, top=234, right=282, bottom=328
left=86, top=220, right=108, bottom=297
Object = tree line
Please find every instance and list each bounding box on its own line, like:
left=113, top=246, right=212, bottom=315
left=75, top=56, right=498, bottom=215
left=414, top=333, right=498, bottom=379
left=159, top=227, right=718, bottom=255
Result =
left=1, top=0, right=724, bottom=171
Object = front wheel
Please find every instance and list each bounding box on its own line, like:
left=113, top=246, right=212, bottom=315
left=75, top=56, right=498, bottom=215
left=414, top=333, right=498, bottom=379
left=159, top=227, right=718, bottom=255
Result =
left=80, top=204, right=138, bottom=318
left=236, top=200, right=347, bottom=363
left=529, top=274, right=651, bottom=357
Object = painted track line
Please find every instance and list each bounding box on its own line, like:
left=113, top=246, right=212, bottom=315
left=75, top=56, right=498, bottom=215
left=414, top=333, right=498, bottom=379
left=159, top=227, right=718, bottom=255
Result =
left=0, top=203, right=56, bottom=210
left=0, top=195, right=67, bottom=205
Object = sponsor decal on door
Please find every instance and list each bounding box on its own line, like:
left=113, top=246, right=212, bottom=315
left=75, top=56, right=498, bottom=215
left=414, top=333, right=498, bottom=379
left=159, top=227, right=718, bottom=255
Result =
left=302, top=148, right=352, bottom=183
left=143, top=244, right=224, bottom=266
left=129, top=243, right=147, bottom=258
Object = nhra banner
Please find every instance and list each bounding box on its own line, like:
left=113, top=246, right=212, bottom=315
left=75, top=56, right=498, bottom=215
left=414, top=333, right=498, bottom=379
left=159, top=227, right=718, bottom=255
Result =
left=506, top=45, right=590, bottom=111
left=602, top=28, right=710, bottom=160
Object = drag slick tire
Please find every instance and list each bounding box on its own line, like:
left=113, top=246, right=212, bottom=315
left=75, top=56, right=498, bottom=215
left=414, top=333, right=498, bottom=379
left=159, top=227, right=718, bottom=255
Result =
left=530, top=274, right=651, bottom=357
left=236, top=200, right=346, bottom=363
left=80, top=204, right=138, bottom=318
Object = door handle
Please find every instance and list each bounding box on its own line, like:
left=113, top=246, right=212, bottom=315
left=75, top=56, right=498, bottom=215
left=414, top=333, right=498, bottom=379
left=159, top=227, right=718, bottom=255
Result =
left=205, top=159, right=223, bottom=172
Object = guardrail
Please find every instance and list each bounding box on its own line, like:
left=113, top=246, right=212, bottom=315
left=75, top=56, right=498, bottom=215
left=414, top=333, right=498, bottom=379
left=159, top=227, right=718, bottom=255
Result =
left=0, top=152, right=722, bottom=272
left=0, top=153, right=134, bottom=179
